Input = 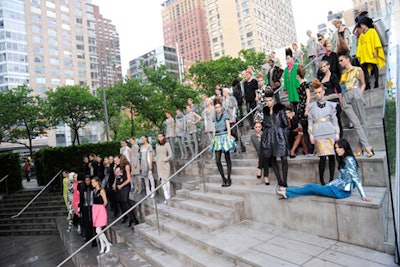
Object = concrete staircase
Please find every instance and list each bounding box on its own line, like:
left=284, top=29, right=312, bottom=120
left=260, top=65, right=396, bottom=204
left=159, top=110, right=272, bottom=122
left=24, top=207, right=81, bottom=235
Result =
left=101, top=80, right=393, bottom=266
left=0, top=189, right=66, bottom=236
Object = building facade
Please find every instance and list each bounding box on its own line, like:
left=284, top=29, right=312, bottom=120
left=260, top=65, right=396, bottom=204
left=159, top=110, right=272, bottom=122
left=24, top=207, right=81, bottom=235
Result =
left=129, top=46, right=180, bottom=81
left=1, top=0, right=121, bottom=146
left=93, top=5, right=122, bottom=89
left=0, top=0, right=29, bottom=92
left=204, top=0, right=297, bottom=59
left=162, top=0, right=211, bottom=70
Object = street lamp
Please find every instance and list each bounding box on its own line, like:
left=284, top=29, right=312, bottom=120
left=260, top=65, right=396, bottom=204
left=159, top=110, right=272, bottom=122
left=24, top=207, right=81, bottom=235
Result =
left=100, top=61, right=110, bottom=142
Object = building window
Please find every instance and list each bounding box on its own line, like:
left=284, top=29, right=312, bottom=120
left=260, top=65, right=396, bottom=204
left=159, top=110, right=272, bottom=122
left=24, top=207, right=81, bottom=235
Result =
left=246, top=31, right=253, bottom=38
left=35, top=77, right=46, bottom=84
left=50, top=58, right=59, bottom=65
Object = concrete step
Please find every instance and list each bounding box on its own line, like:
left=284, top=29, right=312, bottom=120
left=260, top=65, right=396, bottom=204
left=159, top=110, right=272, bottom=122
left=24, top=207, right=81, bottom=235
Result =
left=0, top=221, right=57, bottom=230
left=108, top=223, right=183, bottom=267
left=0, top=204, right=66, bottom=214
left=207, top=174, right=263, bottom=186
left=0, top=228, right=59, bottom=236
left=341, top=104, right=384, bottom=127
left=363, top=87, right=385, bottom=107
left=170, top=197, right=236, bottom=222
left=202, top=152, right=388, bottom=187
left=0, top=210, right=67, bottom=218
left=134, top=221, right=235, bottom=267
left=343, top=124, right=385, bottom=151
left=146, top=203, right=225, bottom=232
left=0, top=216, right=58, bottom=224
left=176, top=189, right=245, bottom=210
left=202, top=182, right=390, bottom=252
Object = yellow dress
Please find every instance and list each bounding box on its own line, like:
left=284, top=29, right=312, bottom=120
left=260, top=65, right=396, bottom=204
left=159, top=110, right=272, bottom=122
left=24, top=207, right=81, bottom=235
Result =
left=356, top=28, right=386, bottom=70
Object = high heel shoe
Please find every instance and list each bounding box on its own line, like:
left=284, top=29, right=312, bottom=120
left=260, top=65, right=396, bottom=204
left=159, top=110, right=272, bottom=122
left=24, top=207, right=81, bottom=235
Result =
left=257, top=169, right=262, bottom=179
left=275, top=187, right=287, bottom=199
left=289, top=154, right=296, bottom=158
left=354, top=148, right=363, bottom=157
left=366, top=148, right=375, bottom=157
left=264, top=177, right=270, bottom=186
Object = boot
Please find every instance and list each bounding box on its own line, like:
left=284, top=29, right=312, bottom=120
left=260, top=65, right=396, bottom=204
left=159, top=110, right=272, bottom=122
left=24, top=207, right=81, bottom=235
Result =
left=221, top=177, right=228, bottom=187
left=226, top=177, right=232, bottom=187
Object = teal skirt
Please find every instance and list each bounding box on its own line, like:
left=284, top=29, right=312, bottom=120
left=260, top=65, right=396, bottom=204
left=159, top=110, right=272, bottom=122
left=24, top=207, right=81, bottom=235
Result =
left=209, top=134, right=236, bottom=153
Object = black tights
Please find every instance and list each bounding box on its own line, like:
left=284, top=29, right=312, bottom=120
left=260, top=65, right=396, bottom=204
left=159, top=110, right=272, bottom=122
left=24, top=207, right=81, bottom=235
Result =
left=262, top=156, right=288, bottom=187
left=215, top=150, right=231, bottom=179
left=318, top=155, right=335, bottom=185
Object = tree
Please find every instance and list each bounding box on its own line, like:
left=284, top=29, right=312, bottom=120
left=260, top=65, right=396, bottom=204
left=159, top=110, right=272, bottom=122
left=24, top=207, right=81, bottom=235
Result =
left=188, top=56, right=246, bottom=95
left=0, top=85, right=46, bottom=158
left=45, top=85, right=102, bottom=145
left=238, top=49, right=267, bottom=71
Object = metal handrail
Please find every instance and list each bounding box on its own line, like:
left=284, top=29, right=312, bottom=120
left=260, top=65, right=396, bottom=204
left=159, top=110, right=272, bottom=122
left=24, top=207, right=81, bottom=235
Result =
left=0, top=175, right=9, bottom=196
left=57, top=105, right=258, bottom=267
left=11, top=169, right=63, bottom=219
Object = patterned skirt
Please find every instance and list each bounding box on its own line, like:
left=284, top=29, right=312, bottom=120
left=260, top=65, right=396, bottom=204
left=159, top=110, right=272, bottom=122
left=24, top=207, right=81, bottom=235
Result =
left=209, top=133, right=236, bottom=153
left=92, top=204, right=108, bottom=227
left=315, top=138, right=335, bottom=156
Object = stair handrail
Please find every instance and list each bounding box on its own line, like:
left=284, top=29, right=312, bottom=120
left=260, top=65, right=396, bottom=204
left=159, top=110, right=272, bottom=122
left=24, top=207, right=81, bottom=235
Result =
left=0, top=175, right=9, bottom=195
left=11, top=169, right=63, bottom=219
left=57, top=105, right=258, bottom=266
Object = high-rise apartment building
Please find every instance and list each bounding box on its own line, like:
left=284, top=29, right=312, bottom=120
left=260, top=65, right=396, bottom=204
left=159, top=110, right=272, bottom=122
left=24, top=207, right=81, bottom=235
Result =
left=204, top=0, right=297, bottom=59
left=162, top=0, right=211, bottom=69
left=25, top=0, right=100, bottom=96
left=129, top=46, right=180, bottom=80
left=93, top=5, right=122, bottom=88
left=1, top=0, right=121, bottom=146
left=0, top=0, right=29, bottom=91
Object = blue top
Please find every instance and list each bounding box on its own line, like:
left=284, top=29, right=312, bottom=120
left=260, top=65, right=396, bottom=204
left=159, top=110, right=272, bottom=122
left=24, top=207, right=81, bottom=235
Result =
left=214, top=113, right=230, bottom=134
left=327, top=156, right=366, bottom=198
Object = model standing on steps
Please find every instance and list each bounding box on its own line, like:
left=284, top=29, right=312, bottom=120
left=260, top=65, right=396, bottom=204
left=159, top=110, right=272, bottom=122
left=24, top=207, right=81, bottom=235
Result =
left=91, top=176, right=112, bottom=254
left=276, top=139, right=373, bottom=202
left=209, top=100, right=236, bottom=187
left=307, top=79, right=339, bottom=185
left=260, top=90, right=289, bottom=187
left=338, top=53, right=374, bottom=157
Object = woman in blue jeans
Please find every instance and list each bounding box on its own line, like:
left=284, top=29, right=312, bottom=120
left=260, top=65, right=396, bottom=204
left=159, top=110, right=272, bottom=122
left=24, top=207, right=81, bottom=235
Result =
left=276, top=139, right=373, bottom=202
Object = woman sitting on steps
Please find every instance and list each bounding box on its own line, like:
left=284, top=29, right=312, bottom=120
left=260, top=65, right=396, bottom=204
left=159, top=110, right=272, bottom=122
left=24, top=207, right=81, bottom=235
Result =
left=276, top=138, right=373, bottom=202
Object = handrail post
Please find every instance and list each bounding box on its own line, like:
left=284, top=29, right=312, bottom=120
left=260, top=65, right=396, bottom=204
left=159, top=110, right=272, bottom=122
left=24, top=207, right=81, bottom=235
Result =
left=153, top=199, right=160, bottom=235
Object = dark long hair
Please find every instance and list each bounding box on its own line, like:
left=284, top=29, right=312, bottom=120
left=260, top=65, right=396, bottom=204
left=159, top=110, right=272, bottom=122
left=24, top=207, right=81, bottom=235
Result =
left=335, top=139, right=357, bottom=169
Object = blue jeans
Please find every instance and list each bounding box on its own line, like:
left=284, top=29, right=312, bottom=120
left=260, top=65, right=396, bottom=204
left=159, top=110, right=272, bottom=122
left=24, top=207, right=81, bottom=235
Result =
left=285, top=184, right=351, bottom=199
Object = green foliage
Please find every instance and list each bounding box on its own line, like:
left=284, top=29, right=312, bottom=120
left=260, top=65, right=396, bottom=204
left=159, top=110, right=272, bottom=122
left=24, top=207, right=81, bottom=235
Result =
left=0, top=152, right=22, bottom=194
left=238, top=49, right=267, bottom=71
left=188, top=49, right=266, bottom=95
left=188, top=56, right=246, bottom=94
left=384, top=100, right=396, bottom=175
left=45, top=85, right=102, bottom=145
left=0, top=85, right=45, bottom=158
left=34, top=142, right=120, bottom=187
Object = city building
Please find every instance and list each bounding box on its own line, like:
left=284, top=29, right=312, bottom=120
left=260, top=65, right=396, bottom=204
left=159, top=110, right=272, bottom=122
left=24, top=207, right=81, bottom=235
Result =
left=0, top=0, right=29, bottom=92
left=93, top=5, right=122, bottom=88
left=204, top=0, right=297, bottom=59
left=161, top=0, right=211, bottom=70
left=0, top=0, right=121, bottom=147
left=128, top=45, right=180, bottom=81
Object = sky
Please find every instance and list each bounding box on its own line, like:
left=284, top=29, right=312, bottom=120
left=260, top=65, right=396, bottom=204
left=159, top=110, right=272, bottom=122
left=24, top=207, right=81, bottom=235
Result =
left=92, top=0, right=354, bottom=72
